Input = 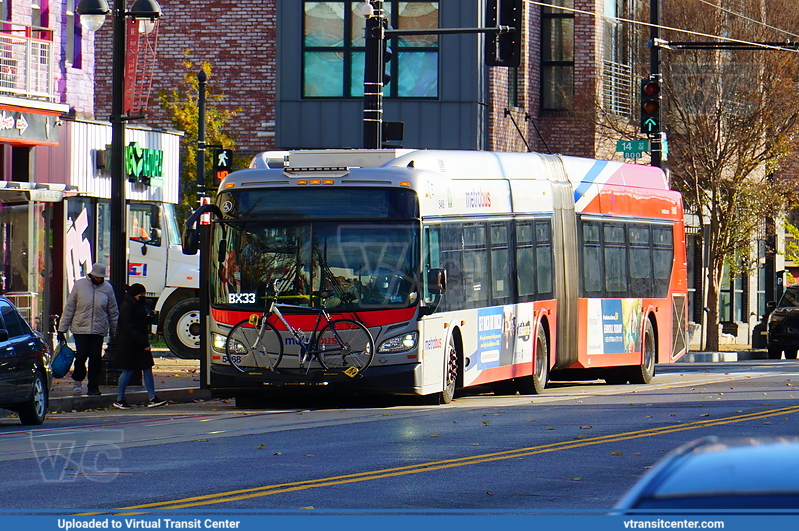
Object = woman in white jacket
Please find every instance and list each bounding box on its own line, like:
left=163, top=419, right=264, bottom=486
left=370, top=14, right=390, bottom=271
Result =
left=57, top=263, right=119, bottom=395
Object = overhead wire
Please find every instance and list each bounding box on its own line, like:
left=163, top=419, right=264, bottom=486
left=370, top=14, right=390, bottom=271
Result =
left=526, top=0, right=799, bottom=53
left=694, top=0, right=799, bottom=41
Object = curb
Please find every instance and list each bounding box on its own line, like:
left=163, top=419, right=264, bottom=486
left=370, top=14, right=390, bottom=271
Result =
left=677, top=350, right=769, bottom=363
left=49, top=387, right=213, bottom=412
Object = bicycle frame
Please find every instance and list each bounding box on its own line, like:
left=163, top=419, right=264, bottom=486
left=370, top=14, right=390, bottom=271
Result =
left=226, top=278, right=375, bottom=376
left=267, top=302, right=334, bottom=370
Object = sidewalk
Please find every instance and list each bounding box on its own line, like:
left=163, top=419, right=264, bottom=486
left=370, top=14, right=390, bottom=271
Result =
left=49, top=349, right=211, bottom=413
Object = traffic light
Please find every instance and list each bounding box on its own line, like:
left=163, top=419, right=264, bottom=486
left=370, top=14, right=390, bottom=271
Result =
left=640, top=78, right=661, bottom=134
left=485, top=0, right=523, bottom=67
left=214, top=148, right=233, bottom=183
left=382, top=26, right=393, bottom=87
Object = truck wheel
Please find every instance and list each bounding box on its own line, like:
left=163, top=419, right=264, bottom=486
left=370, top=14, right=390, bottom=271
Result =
left=164, top=297, right=201, bottom=359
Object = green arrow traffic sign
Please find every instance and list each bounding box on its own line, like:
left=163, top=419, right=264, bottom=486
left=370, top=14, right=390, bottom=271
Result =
left=643, top=118, right=659, bottom=133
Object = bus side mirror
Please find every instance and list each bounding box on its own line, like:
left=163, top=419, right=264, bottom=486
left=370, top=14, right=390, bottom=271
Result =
left=182, top=228, right=199, bottom=255
left=427, top=268, right=447, bottom=295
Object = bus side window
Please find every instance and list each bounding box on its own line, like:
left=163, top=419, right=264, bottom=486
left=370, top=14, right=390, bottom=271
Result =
left=463, top=224, right=488, bottom=309
left=652, top=226, right=674, bottom=297
left=604, top=223, right=628, bottom=296
left=490, top=222, right=511, bottom=306
left=628, top=224, right=653, bottom=297
left=581, top=220, right=603, bottom=297
left=535, top=220, right=553, bottom=298
left=441, top=223, right=465, bottom=312
left=516, top=222, right=535, bottom=302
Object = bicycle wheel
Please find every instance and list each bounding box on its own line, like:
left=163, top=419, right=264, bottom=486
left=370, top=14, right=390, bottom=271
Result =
left=226, top=319, right=284, bottom=372
left=317, top=319, right=375, bottom=372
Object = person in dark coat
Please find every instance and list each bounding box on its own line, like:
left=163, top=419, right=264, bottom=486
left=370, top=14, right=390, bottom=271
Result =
left=113, top=283, right=167, bottom=409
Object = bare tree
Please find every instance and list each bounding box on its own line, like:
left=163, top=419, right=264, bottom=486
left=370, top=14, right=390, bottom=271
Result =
left=659, top=0, right=799, bottom=350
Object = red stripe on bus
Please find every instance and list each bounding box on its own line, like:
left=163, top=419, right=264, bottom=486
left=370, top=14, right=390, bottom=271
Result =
left=211, top=307, right=416, bottom=329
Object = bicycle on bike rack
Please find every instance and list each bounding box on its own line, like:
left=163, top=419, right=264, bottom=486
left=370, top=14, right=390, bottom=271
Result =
left=224, top=279, right=375, bottom=376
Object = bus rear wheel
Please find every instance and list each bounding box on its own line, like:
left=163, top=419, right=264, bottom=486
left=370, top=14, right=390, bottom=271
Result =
left=518, top=325, right=548, bottom=395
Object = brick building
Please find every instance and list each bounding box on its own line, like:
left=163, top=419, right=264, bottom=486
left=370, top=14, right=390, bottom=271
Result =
left=92, top=0, right=278, bottom=154
left=90, top=0, right=644, bottom=159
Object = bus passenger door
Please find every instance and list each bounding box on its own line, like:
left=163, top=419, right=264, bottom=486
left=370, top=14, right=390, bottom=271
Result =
left=419, top=316, right=445, bottom=395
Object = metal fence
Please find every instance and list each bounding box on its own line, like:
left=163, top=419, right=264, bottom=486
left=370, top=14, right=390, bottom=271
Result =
left=603, top=60, right=634, bottom=118
left=0, top=25, right=53, bottom=101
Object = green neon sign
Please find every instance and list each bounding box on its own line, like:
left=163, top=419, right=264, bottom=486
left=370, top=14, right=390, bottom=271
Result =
left=124, top=142, right=164, bottom=186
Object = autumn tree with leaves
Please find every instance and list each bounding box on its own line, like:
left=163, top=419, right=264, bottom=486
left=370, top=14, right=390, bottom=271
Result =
left=157, top=55, right=239, bottom=208
left=658, top=0, right=799, bottom=350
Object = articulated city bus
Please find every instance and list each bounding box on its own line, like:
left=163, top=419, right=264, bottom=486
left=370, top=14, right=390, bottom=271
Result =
left=184, top=149, right=688, bottom=405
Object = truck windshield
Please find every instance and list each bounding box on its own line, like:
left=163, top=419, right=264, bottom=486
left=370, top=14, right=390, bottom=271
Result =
left=210, top=220, right=420, bottom=311
left=777, top=287, right=799, bottom=308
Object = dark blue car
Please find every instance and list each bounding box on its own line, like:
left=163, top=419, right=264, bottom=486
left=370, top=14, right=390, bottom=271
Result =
left=767, top=285, right=799, bottom=359
left=0, top=297, right=52, bottom=425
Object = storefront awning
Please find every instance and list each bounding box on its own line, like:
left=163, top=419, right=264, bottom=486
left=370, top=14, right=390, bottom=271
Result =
left=0, top=181, right=78, bottom=203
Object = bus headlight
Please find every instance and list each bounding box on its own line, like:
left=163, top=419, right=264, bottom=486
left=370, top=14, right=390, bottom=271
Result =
left=378, top=332, right=418, bottom=354
left=212, top=333, right=228, bottom=353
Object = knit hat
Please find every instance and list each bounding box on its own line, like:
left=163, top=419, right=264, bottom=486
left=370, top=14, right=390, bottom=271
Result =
left=89, top=263, right=107, bottom=278
left=127, top=283, right=146, bottom=296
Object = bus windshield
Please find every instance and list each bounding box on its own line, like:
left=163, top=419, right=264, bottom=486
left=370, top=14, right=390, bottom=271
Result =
left=211, top=220, right=420, bottom=311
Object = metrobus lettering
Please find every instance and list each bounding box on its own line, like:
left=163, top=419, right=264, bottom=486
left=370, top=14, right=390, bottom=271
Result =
left=318, top=337, right=339, bottom=346
left=424, top=338, right=443, bottom=350
left=465, top=189, right=491, bottom=208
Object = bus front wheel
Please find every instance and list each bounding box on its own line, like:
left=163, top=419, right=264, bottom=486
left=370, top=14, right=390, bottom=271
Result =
left=628, top=319, right=656, bottom=384
left=440, top=334, right=459, bottom=404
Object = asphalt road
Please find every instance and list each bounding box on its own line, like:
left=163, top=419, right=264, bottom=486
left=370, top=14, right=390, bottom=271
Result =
left=0, top=359, right=797, bottom=513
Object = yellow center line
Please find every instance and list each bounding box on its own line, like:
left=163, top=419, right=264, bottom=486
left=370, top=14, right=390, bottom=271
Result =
left=115, top=404, right=799, bottom=511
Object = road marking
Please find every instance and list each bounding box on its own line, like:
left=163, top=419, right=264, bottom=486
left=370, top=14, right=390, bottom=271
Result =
left=119, top=404, right=799, bottom=511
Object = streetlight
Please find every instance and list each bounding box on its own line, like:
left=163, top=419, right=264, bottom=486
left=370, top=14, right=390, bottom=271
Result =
left=77, top=0, right=161, bottom=383
left=76, top=0, right=162, bottom=303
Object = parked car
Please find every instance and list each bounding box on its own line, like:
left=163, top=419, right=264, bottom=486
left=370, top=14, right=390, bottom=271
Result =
left=0, top=297, right=51, bottom=425
left=615, top=436, right=799, bottom=510
left=766, top=285, right=799, bottom=359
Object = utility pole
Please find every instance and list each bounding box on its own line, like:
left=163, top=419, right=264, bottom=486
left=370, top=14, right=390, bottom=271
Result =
left=362, top=1, right=385, bottom=150
left=196, top=69, right=209, bottom=389
left=649, top=0, right=662, bottom=168
left=361, top=0, right=520, bottom=149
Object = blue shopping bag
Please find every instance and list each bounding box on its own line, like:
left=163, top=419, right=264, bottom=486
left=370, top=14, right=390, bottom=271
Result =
left=51, top=341, right=76, bottom=379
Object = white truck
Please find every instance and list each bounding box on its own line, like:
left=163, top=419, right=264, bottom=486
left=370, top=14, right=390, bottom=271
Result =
left=128, top=200, right=200, bottom=359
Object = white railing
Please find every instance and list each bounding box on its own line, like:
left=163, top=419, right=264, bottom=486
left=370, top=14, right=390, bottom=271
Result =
left=0, top=24, right=54, bottom=101
left=603, top=60, right=634, bottom=118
